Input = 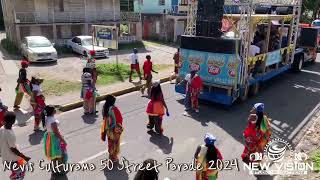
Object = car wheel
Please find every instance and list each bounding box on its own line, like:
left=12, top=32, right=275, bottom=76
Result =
left=292, top=55, right=304, bottom=72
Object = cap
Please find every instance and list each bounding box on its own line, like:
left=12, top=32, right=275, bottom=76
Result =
left=204, top=133, right=216, bottom=146
left=89, top=50, right=95, bottom=56
left=21, top=60, right=29, bottom=66
left=254, top=103, right=264, bottom=112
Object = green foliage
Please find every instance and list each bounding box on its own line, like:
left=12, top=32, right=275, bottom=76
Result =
left=118, top=41, right=145, bottom=50
left=0, top=38, right=20, bottom=55
left=42, top=79, right=81, bottom=96
left=120, top=24, right=129, bottom=35
left=311, top=151, right=320, bottom=172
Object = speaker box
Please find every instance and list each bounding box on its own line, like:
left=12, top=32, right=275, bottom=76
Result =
left=181, top=35, right=241, bottom=54
left=255, top=5, right=272, bottom=14
left=276, top=7, right=293, bottom=15
left=299, top=28, right=318, bottom=47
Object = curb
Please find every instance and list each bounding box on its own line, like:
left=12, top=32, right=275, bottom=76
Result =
left=59, top=76, right=174, bottom=112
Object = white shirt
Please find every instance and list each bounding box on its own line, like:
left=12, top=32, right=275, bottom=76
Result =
left=46, top=116, right=59, bottom=133
left=249, top=45, right=260, bottom=57
left=0, top=128, right=20, bottom=162
left=32, top=84, right=42, bottom=96
left=129, top=53, right=139, bottom=65
left=185, top=74, right=192, bottom=84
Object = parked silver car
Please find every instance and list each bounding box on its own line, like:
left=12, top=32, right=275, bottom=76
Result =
left=67, top=36, right=109, bottom=58
left=21, top=36, right=58, bottom=62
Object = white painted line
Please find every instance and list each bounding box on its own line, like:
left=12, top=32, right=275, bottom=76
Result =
left=78, top=142, right=127, bottom=164
left=288, top=102, right=320, bottom=140
left=301, top=69, right=320, bottom=76
left=270, top=124, right=284, bottom=133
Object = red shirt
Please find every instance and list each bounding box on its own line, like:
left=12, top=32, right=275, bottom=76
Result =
left=143, top=60, right=153, bottom=76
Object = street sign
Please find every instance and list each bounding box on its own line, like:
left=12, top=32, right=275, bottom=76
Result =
left=92, top=25, right=118, bottom=50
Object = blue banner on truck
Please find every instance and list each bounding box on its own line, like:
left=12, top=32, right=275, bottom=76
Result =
left=179, top=48, right=240, bottom=86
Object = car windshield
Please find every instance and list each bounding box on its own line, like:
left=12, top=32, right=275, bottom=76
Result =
left=82, top=38, right=92, bottom=46
left=313, top=21, right=320, bottom=27
left=28, top=39, right=51, bottom=48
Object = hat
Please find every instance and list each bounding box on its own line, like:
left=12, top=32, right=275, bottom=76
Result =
left=254, top=103, right=264, bottom=112
left=89, top=50, right=95, bottom=56
left=204, top=133, right=216, bottom=146
left=21, top=60, right=29, bottom=66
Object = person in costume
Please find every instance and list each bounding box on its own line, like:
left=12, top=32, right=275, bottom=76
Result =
left=0, top=112, right=31, bottom=180
left=146, top=81, right=169, bottom=135
left=170, top=48, right=180, bottom=83
left=129, top=48, right=142, bottom=82
left=194, top=133, right=223, bottom=180
left=14, top=60, right=32, bottom=109
left=0, top=87, right=8, bottom=128
left=81, top=68, right=96, bottom=115
left=180, top=70, right=203, bottom=113
left=101, top=95, right=123, bottom=162
left=43, top=105, right=68, bottom=173
left=141, top=55, right=158, bottom=97
left=87, top=50, right=98, bottom=88
left=241, top=103, right=271, bottom=164
left=30, top=76, right=46, bottom=131
left=134, top=159, right=159, bottom=180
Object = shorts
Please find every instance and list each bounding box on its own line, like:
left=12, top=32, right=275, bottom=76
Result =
left=131, top=64, right=140, bottom=72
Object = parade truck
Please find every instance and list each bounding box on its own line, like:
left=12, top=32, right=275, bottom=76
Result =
left=175, top=0, right=317, bottom=106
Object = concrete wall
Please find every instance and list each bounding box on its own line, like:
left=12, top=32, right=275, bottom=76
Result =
left=134, top=0, right=171, bottom=14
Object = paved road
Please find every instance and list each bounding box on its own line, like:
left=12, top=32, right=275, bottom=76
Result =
left=1, top=62, right=320, bottom=180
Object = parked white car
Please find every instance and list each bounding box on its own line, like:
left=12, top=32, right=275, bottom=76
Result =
left=67, top=36, right=109, bottom=58
left=21, top=36, right=58, bottom=62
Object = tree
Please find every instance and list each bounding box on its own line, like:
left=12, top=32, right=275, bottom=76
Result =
left=302, top=0, right=320, bottom=20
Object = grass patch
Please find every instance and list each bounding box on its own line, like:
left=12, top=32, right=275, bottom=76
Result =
left=118, top=41, right=145, bottom=50
left=96, top=63, right=173, bottom=85
left=42, top=79, right=81, bottom=96
left=311, top=151, right=320, bottom=172
left=0, top=38, right=20, bottom=55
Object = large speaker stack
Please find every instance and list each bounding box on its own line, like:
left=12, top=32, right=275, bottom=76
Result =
left=196, top=0, right=225, bottom=38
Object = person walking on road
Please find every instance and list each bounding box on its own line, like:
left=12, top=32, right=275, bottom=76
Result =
left=30, top=76, right=46, bottom=131
left=146, top=81, right=169, bottom=135
left=0, top=112, right=31, bottom=180
left=241, top=103, right=271, bottom=164
left=170, top=48, right=180, bottom=83
left=14, top=60, right=32, bottom=109
left=141, top=55, right=158, bottom=97
left=134, top=159, right=159, bottom=180
left=180, top=70, right=203, bottom=113
left=194, top=133, right=223, bottom=180
left=129, top=48, right=142, bottom=82
left=81, top=68, right=96, bottom=115
left=101, top=95, right=123, bottom=162
left=0, top=87, right=8, bottom=128
left=43, top=105, right=68, bottom=174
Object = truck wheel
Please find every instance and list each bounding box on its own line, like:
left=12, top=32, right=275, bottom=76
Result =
left=240, top=85, right=249, bottom=101
left=250, top=83, right=260, bottom=96
left=292, top=55, right=303, bottom=72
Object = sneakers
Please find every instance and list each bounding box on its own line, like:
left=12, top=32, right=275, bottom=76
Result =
left=195, top=109, right=199, bottom=113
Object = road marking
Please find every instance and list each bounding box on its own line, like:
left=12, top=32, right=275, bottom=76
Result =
left=288, top=102, right=320, bottom=140
left=270, top=124, right=284, bottom=133
left=301, top=69, right=320, bottom=76
left=78, top=142, right=127, bottom=164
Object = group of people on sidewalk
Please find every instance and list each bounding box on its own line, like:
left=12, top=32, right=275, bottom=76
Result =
left=0, top=47, right=273, bottom=180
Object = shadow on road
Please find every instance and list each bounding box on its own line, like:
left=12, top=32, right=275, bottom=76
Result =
left=28, top=130, right=45, bottom=145
left=175, top=62, right=320, bottom=145
left=14, top=109, right=33, bottom=127
left=81, top=114, right=98, bottom=124
left=149, top=132, right=174, bottom=154
left=103, top=163, right=129, bottom=180
left=50, top=174, right=68, bottom=180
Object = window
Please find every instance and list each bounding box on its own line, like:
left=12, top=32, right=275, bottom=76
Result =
left=180, top=0, right=188, bottom=5
left=72, top=37, right=81, bottom=44
left=159, top=0, right=165, bottom=6
left=54, top=0, right=64, bottom=12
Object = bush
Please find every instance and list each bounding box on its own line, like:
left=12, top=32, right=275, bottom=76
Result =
left=0, top=38, right=20, bottom=55
left=118, top=41, right=145, bottom=50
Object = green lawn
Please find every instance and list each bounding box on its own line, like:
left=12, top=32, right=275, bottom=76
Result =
left=311, top=151, right=320, bottom=172
left=42, top=79, right=81, bottom=96
left=96, top=63, right=173, bottom=85
left=118, top=41, right=145, bottom=50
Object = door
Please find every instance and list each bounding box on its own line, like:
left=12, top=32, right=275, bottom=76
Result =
left=176, top=21, right=185, bottom=37
left=34, top=0, right=49, bottom=23
left=143, top=21, right=150, bottom=40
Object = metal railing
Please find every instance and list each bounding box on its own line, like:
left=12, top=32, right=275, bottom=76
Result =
left=120, top=12, right=141, bottom=22
left=15, top=11, right=120, bottom=24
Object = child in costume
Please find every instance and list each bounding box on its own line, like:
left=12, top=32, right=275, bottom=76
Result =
left=0, top=87, right=8, bottom=128
left=30, top=76, right=46, bottom=131
left=14, top=60, right=32, bottom=109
